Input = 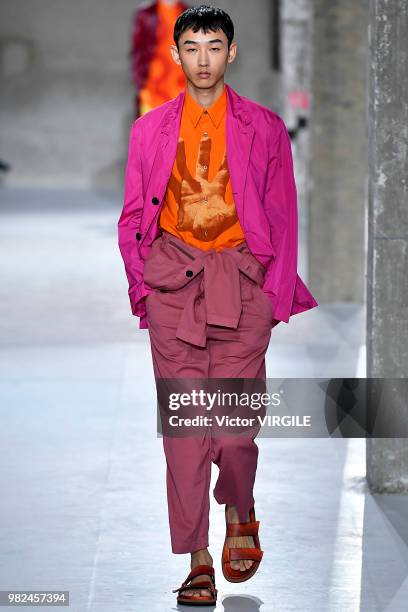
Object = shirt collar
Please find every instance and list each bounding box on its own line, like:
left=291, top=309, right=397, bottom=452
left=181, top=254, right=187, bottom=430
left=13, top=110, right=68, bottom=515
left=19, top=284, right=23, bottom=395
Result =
left=184, top=84, right=226, bottom=128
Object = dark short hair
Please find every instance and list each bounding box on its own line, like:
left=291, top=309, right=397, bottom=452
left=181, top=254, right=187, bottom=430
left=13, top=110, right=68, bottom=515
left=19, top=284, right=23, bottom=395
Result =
left=174, top=5, right=234, bottom=50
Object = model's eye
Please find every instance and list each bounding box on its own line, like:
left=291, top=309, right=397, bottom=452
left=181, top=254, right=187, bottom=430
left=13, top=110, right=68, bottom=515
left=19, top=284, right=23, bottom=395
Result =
left=211, top=48, right=221, bottom=51
left=186, top=48, right=196, bottom=52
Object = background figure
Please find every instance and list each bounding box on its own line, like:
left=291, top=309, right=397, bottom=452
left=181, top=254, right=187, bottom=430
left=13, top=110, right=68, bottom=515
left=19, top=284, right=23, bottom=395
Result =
left=130, top=0, right=190, bottom=118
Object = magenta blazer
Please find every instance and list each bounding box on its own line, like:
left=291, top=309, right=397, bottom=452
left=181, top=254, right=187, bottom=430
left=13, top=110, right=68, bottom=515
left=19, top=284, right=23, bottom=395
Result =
left=118, top=82, right=318, bottom=329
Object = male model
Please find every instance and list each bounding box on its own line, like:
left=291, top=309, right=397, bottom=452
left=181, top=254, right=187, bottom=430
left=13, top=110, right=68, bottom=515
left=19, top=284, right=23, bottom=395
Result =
left=118, top=5, right=318, bottom=606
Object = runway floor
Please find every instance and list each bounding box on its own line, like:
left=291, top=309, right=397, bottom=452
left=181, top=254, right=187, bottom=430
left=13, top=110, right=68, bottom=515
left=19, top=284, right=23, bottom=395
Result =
left=0, top=188, right=407, bottom=611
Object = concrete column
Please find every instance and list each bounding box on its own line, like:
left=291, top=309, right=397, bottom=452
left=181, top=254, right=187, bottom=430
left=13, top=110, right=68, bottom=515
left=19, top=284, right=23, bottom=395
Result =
left=308, top=1, right=368, bottom=303
left=366, top=0, right=408, bottom=491
left=280, top=0, right=313, bottom=281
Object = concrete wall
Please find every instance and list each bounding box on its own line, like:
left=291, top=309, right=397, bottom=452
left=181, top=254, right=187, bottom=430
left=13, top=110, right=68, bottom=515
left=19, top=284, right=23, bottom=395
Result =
left=0, top=0, right=276, bottom=190
left=366, top=0, right=408, bottom=492
left=308, top=0, right=368, bottom=303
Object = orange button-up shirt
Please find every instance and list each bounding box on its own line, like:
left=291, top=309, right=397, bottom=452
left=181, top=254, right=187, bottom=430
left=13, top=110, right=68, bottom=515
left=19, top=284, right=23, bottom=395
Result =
left=158, top=83, right=245, bottom=250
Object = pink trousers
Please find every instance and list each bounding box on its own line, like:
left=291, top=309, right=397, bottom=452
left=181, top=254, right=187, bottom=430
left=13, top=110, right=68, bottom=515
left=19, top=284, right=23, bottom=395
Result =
left=144, top=230, right=273, bottom=553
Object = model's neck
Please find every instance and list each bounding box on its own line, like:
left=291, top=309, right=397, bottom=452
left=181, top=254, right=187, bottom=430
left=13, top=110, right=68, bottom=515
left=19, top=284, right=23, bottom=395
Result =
left=186, top=78, right=225, bottom=109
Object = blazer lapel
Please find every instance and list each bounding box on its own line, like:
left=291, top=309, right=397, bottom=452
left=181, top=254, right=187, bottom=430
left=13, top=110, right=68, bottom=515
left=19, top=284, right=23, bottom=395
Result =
left=225, top=83, right=255, bottom=228
left=141, top=89, right=185, bottom=239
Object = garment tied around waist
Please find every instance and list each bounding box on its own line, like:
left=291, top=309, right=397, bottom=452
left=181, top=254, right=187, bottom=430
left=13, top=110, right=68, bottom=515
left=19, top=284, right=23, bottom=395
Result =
left=143, top=232, right=266, bottom=348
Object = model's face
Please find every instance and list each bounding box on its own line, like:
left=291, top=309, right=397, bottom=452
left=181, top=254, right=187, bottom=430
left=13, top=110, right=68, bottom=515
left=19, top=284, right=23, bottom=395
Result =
left=171, top=27, right=237, bottom=88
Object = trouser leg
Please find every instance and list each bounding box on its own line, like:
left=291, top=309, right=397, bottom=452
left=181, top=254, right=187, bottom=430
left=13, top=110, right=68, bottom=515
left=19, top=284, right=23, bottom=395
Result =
left=207, top=272, right=272, bottom=522
left=211, top=435, right=259, bottom=523
left=146, top=277, right=212, bottom=553
left=162, top=435, right=211, bottom=553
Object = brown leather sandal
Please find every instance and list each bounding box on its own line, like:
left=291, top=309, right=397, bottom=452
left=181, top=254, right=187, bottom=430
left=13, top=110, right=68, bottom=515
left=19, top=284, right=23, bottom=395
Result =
left=222, top=505, right=264, bottom=583
left=172, top=564, right=217, bottom=606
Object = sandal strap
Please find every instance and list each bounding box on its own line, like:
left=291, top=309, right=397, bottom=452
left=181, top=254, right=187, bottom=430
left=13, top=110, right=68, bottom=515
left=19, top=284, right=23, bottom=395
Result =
left=184, top=564, right=214, bottom=583
left=225, top=547, right=264, bottom=562
left=172, top=564, right=216, bottom=594
left=226, top=520, right=260, bottom=537
left=173, top=582, right=217, bottom=598
left=182, top=581, right=212, bottom=589
left=173, top=580, right=213, bottom=592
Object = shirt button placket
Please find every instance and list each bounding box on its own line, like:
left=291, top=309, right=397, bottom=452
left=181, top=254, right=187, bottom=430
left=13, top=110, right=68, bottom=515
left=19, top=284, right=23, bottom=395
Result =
left=199, top=114, right=210, bottom=239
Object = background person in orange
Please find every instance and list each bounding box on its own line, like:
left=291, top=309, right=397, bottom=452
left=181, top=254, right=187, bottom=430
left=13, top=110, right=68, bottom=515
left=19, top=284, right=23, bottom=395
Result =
left=130, top=0, right=190, bottom=118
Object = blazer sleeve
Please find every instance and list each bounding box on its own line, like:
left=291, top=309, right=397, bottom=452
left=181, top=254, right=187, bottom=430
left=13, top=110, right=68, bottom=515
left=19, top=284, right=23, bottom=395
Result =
left=118, top=119, right=152, bottom=326
left=262, top=116, right=298, bottom=324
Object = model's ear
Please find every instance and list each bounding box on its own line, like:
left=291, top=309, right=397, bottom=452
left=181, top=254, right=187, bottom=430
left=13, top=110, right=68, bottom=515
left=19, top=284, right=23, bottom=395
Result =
left=170, top=44, right=181, bottom=65
left=228, top=41, right=238, bottom=63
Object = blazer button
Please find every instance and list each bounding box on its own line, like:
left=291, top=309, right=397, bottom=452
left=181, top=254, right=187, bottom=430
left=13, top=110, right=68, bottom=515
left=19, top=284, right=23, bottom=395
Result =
left=152, top=197, right=160, bottom=205
left=135, top=232, right=141, bottom=241
left=185, top=270, right=193, bottom=277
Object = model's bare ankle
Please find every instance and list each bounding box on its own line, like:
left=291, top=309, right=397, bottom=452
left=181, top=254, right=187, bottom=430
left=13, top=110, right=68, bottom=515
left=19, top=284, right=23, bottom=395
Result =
left=191, top=547, right=213, bottom=567
left=226, top=504, right=249, bottom=522
left=186, top=548, right=214, bottom=599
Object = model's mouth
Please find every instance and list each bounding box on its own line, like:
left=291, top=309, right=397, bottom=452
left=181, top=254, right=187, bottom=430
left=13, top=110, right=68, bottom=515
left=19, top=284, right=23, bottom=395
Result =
left=198, top=72, right=211, bottom=77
